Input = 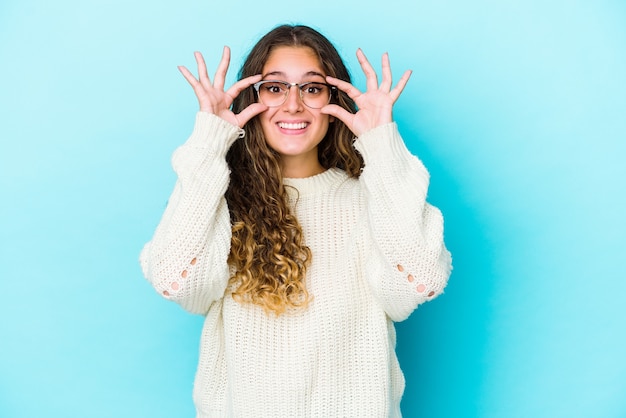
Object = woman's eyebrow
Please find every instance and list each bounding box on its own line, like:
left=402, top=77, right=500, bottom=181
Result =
left=262, top=70, right=326, bottom=79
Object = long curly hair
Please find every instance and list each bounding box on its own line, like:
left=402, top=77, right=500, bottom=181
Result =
left=226, top=25, right=364, bottom=315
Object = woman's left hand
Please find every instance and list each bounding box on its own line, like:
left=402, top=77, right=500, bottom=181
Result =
left=322, top=49, right=411, bottom=137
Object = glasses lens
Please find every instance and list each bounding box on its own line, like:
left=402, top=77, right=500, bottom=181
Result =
left=257, top=81, right=289, bottom=107
left=300, top=83, right=331, bottom=109
left=255, top=81, right=333, bottom=108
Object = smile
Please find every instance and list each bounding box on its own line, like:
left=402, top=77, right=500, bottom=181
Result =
left=277, top=122, right=308, bottom=130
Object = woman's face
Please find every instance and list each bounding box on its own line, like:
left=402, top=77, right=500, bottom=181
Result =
left=258, top=46, right=332, bottom=178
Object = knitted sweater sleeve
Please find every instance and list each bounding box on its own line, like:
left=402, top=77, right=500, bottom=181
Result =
left=354, top=122, right=452, bottom=322
left=139, top=112, right=241, bottom=315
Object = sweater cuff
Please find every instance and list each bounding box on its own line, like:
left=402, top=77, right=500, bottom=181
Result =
left=353, top=122, right=412, bottom=165
left=184, top=112, right=244, bottom=156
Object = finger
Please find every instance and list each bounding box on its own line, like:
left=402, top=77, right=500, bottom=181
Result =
left=356, top=49, right=378, bottom=92
left=213, top=46, right=230, bottom=91
left=321, top=104, right=355, bottom=131
left=195, top=51, right=211, bottom=86
left=235, top=103, right=268, bottom=127
left=178, top=65, right=200, bottom=87
left=326, top=76, right=362, bottom=100
left=379, top=53, right=393, bottom=92
left=225, top=74, right=263, bottom=102
left=389, top=69, right=412, bottom=102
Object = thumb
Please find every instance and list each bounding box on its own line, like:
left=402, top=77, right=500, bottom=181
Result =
left=321, top=104, right=353, bottom=128
left=235, top=103, right=268, bottom=127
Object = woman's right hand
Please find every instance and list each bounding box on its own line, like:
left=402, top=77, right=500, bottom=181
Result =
left=178, top=47, right=267, bottom=128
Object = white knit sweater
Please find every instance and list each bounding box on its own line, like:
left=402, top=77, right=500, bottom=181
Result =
left=140, top=112, right=452, bottom=418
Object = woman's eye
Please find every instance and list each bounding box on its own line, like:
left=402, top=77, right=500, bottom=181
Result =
left=304, top=84, right=324, bottom=95
left=264, top=83, right=286, bottom=94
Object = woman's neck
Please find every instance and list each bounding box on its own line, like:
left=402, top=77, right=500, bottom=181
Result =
left=280, top=156, right=325, bottom=179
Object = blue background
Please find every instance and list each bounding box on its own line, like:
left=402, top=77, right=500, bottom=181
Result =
left=1, top=0, right=625, bottom=417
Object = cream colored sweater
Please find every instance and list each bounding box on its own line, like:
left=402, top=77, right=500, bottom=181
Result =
left=140, top=112, right=452, bottom=418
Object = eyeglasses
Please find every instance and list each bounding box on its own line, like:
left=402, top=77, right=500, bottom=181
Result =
left=253, top=80, right=336, bottom=109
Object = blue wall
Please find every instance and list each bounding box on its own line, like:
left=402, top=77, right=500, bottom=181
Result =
left=1, top=1, right=625, bottom=417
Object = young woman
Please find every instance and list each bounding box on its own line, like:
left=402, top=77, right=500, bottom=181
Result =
left=140, top=24, right=452, bottom=418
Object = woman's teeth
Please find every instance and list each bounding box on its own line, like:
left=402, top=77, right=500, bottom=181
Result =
left=278, top=122, right=307, bottom=130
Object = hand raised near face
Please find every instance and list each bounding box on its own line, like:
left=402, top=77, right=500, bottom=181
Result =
left=178, top=47, right=267, bottom=128
left=322, top=49, right=411, bottom=137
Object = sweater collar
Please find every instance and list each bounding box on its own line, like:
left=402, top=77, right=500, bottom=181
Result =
left=283, top=168, right=348, bottom=197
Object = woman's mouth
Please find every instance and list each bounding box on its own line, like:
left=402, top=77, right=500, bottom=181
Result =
left=277, top=122, right=308, bottom=131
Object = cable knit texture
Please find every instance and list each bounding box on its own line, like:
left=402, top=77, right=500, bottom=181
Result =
left=140, top=112, right=452, bottom=418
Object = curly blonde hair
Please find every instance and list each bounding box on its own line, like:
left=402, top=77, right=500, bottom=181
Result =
left=226, top=25, right=363, bottom=315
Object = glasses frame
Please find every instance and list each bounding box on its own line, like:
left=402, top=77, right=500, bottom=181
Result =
left=252, top=80, right=337, bottom=109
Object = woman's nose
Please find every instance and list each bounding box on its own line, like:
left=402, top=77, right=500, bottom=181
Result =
left=283, top=85, right=304, bottom=112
